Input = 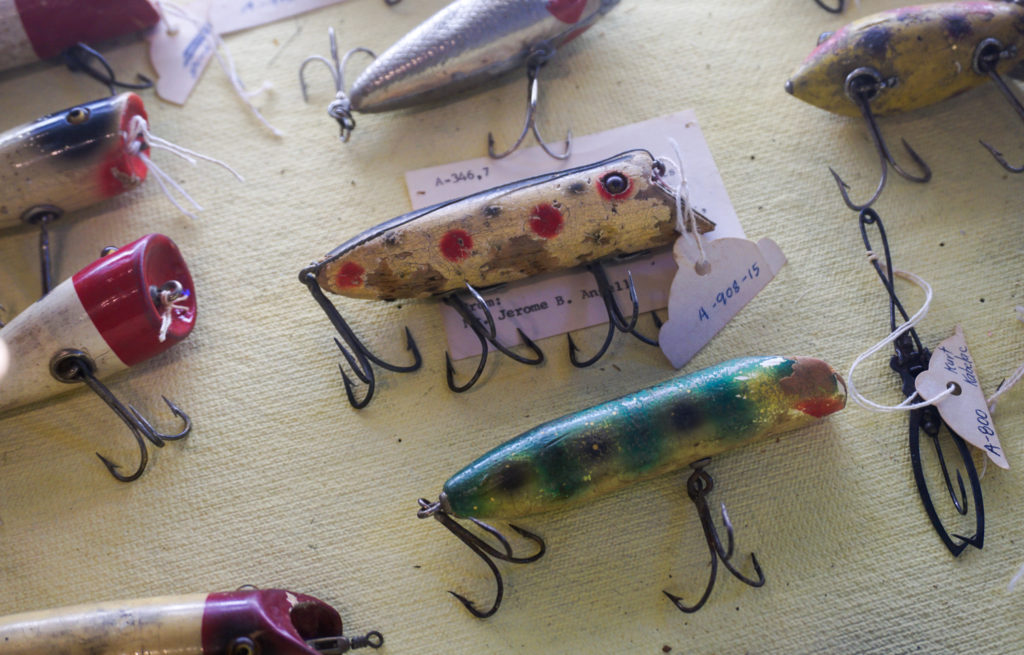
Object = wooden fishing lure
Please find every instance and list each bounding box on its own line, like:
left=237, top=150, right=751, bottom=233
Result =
left=0, top=234, right=196, bottom=481
left=0, top=588, right=383, bottom=654
left=307, top=150, right=714, bottom=301
left=417, top=355, right=846, bottom=616
left=786, top=2, right=1024, bottom=118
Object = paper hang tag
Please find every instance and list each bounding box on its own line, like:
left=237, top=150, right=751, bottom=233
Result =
left=659, top=237, right=786, bottom=369
left=211, top=0, right=349, bottom=35
left=149, top=0, right=217, bottom=105
left=914, top=325, right=1008, bottom=469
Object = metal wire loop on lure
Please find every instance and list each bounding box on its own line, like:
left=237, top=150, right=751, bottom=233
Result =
left=299, top=268, right=421, bottom=409
left=663, top=458, right=765, bottom=613
left=49, top=350, right=190, bottom=482
left=443, top=283, right=545, bottom=393
left=858, top=208, right=984, bottom=556
left=417, top=497, right=545, bottom=619
left=62, top=43, right=154, bottom=96
left=972, top=37, right=1024, bottom=172
left=306, top=630, right=384, bottom=653
left=813, top=0, right=844, bottom=13
left=488, top=45, right=572, bottom=161
left=830, top=68, right=932, bottom=210
left=299, top=27, right=376, bottom=142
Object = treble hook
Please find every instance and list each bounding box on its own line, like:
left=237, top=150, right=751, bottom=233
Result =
left=973, top=38, right=1024, bottom=172
left=49, top=350, right=190, bottom=482
left=858, top=208, right=984, bottom=556
left=300, top=269, right=421, bottom=409
left=62, top=43, right=154, bottom=96
left=417, top=497, right=545, bottom=618
left=568, top=263, right=642, bottom=367
left=813, top=0, right=844, bottom=13
left=444, top=284, right=545, bottom=392
left=488, top=46, right=572, bottom=161
left=664, top=459, right=765, bottom=613
left=299, top=27, right=376, bottom=142
left=830, top=68, right=932, bottom=210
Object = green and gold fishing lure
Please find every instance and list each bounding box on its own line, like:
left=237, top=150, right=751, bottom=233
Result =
left=417, top=355, right=847, bottom=617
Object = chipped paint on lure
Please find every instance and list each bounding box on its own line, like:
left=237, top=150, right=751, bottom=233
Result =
left=433, top=356, right=846, bottom=520
left=786, top=2, right=1024, bottom=118
left=0, top=588, right=383, bottom=654
left=308, top=150, right=715, bottom=301
left=0, top=93, right=149, bottom=228
left=348, top=0, right=620, bottom=113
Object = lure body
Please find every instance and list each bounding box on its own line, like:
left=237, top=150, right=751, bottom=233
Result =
left=439, top=356, right=846, bottom=520
left=786, top=2, right=1024, bottom=117
left=0, top=93, right=149, bottom=228
left=310, top=150, right=715, bottom=301
left=0, top=0, right=159, bottom=73
left=0, top=588, right=378, bottom=654
left=349, top=0, right=619, bottom=113
left=0, top=234, right=196, bottom=411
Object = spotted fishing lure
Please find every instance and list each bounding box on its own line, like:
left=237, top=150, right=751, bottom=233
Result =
left=300, top=149, right=715, bottom=407
left=301, top=0, right=619, bottom=157
left=417, top=355, right=847, bottom=617
left=786, top=1, right=1024, bottom=208
left=0, top=588, right=383, bottom=654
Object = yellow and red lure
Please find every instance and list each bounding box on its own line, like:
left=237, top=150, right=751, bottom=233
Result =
left=786, top=1, right=1024, bottom=208
left=417, top=355, right=847, bottom=617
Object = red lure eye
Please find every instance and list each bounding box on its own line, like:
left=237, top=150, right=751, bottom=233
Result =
left=598, top=171, right=631, bottom=199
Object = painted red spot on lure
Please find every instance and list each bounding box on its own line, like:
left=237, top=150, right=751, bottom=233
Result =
left=546, top=0, right=588, bottom=23
left=440, top=229, right=473, bottom=262
left=795, top=396, right=846, bottom=418
left=335, top=262, right=365, bottom=288
left=529, top=203, right=564, bottom=238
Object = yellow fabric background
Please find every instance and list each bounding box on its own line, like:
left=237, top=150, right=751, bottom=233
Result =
left=0, top=0, right=1022, bottom=652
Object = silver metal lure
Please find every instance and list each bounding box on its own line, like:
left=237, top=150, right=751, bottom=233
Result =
left=300, top=0, right=620, bottom=158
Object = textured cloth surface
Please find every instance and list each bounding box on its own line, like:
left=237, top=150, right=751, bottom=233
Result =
left=0, top=1, right=1022, bottom=653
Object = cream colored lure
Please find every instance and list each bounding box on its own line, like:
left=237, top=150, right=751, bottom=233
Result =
left=309, top=149, right=715, bottom=301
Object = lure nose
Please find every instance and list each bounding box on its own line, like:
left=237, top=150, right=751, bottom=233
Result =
left=784, top=79, right=794, bottom=95
left=787, top=356, right=847, bottom=418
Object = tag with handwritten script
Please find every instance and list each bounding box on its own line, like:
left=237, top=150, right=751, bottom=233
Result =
left=148, top=0, right=216, bottom=104
left=659, top=238, right=786, bottom=368
left=914, top=325, right=1007, bottom=468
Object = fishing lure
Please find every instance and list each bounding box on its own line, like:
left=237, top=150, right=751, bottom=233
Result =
left=300, top=149, right=715, bottom=408
left=1, top=92, right=239, bottom=294
left=416, top=355, right=847, bottom=617
left=300, top=0, right=620, bottom=158
left=0, top=588, right=383, bottom=654
left=786, top=1, right=1024, bottom=209
left=0, top=233, right=196, bottom=482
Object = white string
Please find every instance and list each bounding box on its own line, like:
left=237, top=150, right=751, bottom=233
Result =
left=659, top=137, right=708, bottom=267
left=846, top=265, right=956, bottom=412
left=122, top=114, right=243, bottom=220
left=1009, top=563, right=1024, bottom=592
left=157, top=288, right=190, bottom=343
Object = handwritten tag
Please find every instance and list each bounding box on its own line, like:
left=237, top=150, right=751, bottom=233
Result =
left=915, top=325, right=1007, bottom=468
left=659, top=238, right=786, bottom=368
left=148, top=0, right=216, bottom=105
left=211, top=0, right=349, bottom=35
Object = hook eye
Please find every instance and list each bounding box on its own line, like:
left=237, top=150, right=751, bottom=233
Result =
left=66, top=107, right=90, bottom=125
left=843, top=66, right=887, bottom=103
left=50, top=349, right=95, bottom=384
left=972, top=37, right=1008, bottom=75
left=229, top=637, right=260, bottom=655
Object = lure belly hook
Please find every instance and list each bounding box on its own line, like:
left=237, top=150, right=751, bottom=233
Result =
left=786, top=1, right=1024, bottom=208
left=417, top=356, right=847, bottom=617
left=300, top=149, right=715, bottom=408
left=300, top=0, right=620, bottom=158
left=0, top=588, right=382, bottom=654
left=0, top=234, right=196, bottom=482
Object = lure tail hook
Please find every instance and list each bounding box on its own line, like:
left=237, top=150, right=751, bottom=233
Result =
left=417, top=497, right=545, bottom=619
left=488, top=46, right=571, bottom=161
left=299, top=27, right=376, bottom=142
left=663, top=459, right=765, bottom=613
left=444, top=283, right=544, bottom=393
left=300, top=269, right=421, bottom=409
left=568, top=263, right=657, bottom=367
left=813, top=0, right=844, bottom=13
left=830, top=68, right=931, bottom=210
left=973, top=38, right=1024, bottom=172
left=62, top=43, right=154, bottom=96
left=50, top=350, right=190, bottom=482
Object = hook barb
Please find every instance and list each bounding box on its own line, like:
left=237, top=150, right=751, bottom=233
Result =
left=568, top=264, right=659, bottom=367
left=973, top=38, right=1024, bottom=172
left=488, top=49, right=571, bottom=161
left=299, top=28, right=375, bottom=142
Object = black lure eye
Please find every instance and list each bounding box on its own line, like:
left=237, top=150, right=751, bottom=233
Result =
left=229, top=637, right=258, bottom=655
left=66, top=107, right=90, bottom=125
left=600, top=172, right=629, bottom=196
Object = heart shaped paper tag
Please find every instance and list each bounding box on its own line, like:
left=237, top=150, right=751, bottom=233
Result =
left=914, top=325, right=1007, bottom=468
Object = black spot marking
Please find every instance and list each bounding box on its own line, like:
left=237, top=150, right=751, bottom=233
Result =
left=944, top=14, right=972, bottom=40
left=491, top=461, right=534, bottom=493
left=568, top=181, right=587, bottom=194
left=484, top=205, right=502, bottom=217
left=858, top=26, right=892, bottom=58
left=670, top=401, right=704, bottom=431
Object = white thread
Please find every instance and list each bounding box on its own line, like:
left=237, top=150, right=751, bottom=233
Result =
left=1009, top=563, right=1024, bottom=592
left=157, top=288, right=190, bottom=343
left=154, top=0, right=181, bottom=35
left=846, top=267, right=956, bottom=412
left=122, top=114, right=244, bottom=220
left=659, top=138, right=707, bottom=267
